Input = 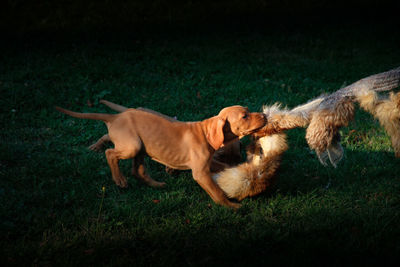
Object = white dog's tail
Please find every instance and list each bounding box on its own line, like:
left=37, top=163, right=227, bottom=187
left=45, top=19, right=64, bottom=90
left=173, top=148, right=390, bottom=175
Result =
left=213, top=133, right=288, bottom=200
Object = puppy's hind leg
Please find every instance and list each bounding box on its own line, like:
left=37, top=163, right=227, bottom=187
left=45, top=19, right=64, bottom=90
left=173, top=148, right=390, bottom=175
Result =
left=105, top=146, right=141, bottom=188
left=105, top=141, right=142, bottom=188
left=89, top=134, right=111, bottom=152
left=131, top=153, right=166, bottom=188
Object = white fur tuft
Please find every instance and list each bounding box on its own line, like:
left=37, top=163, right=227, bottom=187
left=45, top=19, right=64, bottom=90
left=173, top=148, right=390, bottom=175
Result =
left=213, top=167, right=251, bottom=199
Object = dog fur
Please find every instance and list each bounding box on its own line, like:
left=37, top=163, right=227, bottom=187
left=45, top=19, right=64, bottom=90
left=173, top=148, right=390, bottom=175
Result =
left=56, top=104, right=266, bottom=208
left=213, top=131, right=287, bottom=201
left=213, top=67, right=400, bottom=200
left=90, top=100, right=243, bottom=171
left=357, top=91, right=400, bottom=157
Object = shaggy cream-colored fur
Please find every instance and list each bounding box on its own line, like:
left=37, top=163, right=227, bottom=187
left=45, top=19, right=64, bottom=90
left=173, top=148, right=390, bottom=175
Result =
left=213, top=133, right=287, bottom=200
left=357, top=91, right=400, bottom=157
left=213, top=67, right=400, bottom=200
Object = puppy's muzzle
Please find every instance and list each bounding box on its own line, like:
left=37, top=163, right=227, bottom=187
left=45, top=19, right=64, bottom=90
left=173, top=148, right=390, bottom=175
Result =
left=241, top=113, right=268, bottom=136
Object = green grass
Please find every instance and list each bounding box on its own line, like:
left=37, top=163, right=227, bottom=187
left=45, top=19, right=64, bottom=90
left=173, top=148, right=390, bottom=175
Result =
left=1, top=24, right=400, bottom=266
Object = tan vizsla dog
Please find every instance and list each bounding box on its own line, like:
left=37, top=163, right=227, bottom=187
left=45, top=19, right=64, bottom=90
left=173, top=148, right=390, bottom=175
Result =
left=56, top=105, right=266, bottom=208
left=89, top=100, right=243, bottom=172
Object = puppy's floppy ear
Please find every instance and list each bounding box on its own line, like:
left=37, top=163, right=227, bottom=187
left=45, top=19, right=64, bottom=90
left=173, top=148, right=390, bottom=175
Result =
left=205, top=117, right=226, bottom=150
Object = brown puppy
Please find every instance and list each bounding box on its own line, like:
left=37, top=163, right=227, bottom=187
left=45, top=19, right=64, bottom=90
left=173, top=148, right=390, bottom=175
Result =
left=56, top=105, right=266, bottom=208
left=89, top=100, right=243, bottom=172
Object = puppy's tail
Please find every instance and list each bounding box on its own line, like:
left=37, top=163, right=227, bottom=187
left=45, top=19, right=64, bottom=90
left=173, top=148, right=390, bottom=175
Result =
left=55, top=106, right=115, bottom=124
left=99, top=99, right=178, bottom=122
left=99, top=99, right=128, bottom=112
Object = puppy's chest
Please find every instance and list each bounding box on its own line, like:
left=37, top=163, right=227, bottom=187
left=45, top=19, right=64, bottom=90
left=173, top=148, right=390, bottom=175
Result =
left=144, top=142, right=191, bottom=170
left=138, top=122, right=207, bottom=170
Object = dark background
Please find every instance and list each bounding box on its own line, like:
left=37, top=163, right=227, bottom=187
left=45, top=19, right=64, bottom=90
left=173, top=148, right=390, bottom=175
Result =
left=1, top=0, right=399, bottom=37
left=1, top=1, right=400, bottom=266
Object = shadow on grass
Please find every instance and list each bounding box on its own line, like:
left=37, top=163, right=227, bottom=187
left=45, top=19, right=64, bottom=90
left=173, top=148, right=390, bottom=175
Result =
left=4, top=149, right=398, bottom=266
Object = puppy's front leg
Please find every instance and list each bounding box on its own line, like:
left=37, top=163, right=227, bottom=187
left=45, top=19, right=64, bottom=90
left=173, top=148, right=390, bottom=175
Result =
left=192, top=167, right=241, bottom=209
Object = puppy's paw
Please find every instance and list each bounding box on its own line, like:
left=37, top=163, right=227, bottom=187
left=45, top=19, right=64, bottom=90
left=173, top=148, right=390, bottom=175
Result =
left=165, top=166, right=179, bottom=176
left=149, top=181, right=166, bottom=188
left=88, top=143, right=103, bottom=152
left=225, top=201, right=241, bottom=210
left=232, top=202, right=242, bottom=210
left=115, top=177, right=128, bottom=188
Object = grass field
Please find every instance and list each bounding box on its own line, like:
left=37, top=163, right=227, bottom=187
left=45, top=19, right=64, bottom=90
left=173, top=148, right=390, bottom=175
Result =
left=1, top=23, right=400, bottom=266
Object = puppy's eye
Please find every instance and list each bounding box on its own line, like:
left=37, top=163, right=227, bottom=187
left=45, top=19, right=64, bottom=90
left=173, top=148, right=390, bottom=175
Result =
left=242, top=114, right=248, bottom=119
